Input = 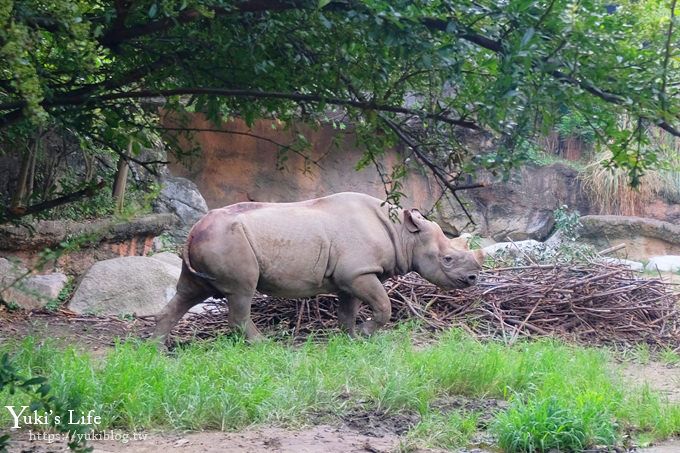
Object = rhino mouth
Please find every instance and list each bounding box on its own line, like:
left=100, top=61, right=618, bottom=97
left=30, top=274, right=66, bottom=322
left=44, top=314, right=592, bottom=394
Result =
left=447, top=278, right=472, bottom=289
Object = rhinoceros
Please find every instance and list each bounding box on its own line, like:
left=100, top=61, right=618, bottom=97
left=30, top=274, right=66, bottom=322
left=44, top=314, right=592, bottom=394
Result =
left=153, top=192, right=483, bottom=340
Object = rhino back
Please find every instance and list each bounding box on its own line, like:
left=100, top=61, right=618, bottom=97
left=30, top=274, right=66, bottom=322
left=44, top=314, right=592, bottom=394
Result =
left=238, top=193, right=403, bottom=293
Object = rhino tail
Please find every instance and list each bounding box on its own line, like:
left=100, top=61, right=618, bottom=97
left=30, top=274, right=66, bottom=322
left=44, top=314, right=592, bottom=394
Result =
left=182, top=230, right=217, bottom=281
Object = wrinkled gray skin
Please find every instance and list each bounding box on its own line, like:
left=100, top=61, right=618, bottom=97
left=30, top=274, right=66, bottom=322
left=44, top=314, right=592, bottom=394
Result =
left=153, top=192, right=484, bottom=341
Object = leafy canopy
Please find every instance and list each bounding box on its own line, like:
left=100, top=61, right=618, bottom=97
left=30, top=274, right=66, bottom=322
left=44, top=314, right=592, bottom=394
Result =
left=1, top=0, right=679, bottom=212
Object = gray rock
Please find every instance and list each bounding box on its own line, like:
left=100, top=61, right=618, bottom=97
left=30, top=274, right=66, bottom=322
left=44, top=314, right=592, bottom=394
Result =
left=153, top=175, right=208, bottom=242
left=646, top=256, right=680, bottom=273
left=68, top=256, right=180, bottom=316
left=0, top=258, right=68, bottom=310
left=150, top=251, right=182, bottom=268
left=433, top=164, right=586, bottom=241
left=483, top=240, right=542, bottom=257
left=543, top=229, right=566, bottom=249
left=151, top=236, right=166, bottom=252
left=580, top=216, right=680, bottom=261
left=599, top=257, right=644, bottom=272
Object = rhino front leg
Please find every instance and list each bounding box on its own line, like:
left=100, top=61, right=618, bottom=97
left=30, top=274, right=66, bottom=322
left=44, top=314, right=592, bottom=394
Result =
left=337, top=292, right=360, bottom=337
left=345, top=274, right=391, bottom=336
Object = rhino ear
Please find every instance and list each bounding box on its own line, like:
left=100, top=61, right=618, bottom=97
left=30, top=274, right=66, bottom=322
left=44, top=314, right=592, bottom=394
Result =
left=403, top=209, right=425, bottom=233
left=449, top=236, right=470, bottom=250
left=473, top=248, right=485, bottom=266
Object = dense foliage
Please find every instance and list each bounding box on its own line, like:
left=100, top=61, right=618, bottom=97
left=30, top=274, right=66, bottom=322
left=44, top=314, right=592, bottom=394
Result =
left=1, top=0, right=678, bottom=217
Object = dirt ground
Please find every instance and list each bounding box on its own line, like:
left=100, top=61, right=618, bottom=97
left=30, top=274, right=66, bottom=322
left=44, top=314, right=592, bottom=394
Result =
left=621, top=361, right=680, bottom=404
left=2, top=308, right=680, bottom=452
left=4, top=426, right=408, bottom=453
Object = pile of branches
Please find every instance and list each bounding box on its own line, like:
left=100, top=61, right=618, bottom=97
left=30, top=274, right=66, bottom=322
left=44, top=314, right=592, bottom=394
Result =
left=173, top=261, right=680, bottom=346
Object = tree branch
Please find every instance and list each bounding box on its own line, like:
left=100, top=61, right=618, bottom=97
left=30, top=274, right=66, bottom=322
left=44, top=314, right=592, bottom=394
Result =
left=379, top=115, right=486, bottom=225
left=99, top=0, right=320, bottom=49
left=660, top=0, right=677, bottom=112
left=0, top=88, right=481, bottom=131
left=4, top=180, right=106, bottom=221
left=421, top=16, right=680, bottom=138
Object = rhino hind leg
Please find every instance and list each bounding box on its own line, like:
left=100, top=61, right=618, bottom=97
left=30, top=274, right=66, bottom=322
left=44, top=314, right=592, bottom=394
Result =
left=153, top=266, right=212, bottom=342
left=337, top=292, right=360, bottom=338
left=225, top=291, right=263, bottom=341
left=343, top=274, right=391, bottom=336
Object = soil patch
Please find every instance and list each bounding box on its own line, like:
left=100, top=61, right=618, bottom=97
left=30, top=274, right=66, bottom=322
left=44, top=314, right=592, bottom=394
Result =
left=3, top=426, right=405, bottom=453
left=621, top=361, right=680, bottom=403
left=430, top=396, right=509, bottom=428
left=307, top=401, right=422, bottom=438
left=0, top=309, right=154, bottom=354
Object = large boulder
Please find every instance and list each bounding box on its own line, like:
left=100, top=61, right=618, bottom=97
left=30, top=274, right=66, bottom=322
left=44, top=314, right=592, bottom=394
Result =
left=482, top=240, right=542, bottom=258
left=579, top=216, right=680, bottom=261
left=150, top=251, right=182, bottom=268
left=0, top=258, right=67, bottom=310
left=646, top=256, right=680, bottom=273
left=68, top=256, right=180, bottom=316
left=153, top=174, right=208, bottom=242
left=433, top=164, right=590, bottom=241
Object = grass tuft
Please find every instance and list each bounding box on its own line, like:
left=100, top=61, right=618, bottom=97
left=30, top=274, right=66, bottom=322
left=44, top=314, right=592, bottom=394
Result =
left=401, top=410, right=478, bottom=451
left=492, top=394, right=617, bottom=452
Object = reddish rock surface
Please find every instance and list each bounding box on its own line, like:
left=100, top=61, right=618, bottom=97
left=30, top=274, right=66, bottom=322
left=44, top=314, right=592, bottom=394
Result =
left=164, top=115, right=678, bottom=242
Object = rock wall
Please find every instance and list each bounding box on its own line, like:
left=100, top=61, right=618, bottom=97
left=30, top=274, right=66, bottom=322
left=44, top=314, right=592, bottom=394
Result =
left=434, top=163, right=591, bottom=241
left=167, top=115, right=439, bottom=210
left=167, top=116, right=593, bottom=240
left=0, top=214, right=176, bottom=275
left=579, top=215, right=680, bottom=261
left=167, top=115, right=678, bottom=242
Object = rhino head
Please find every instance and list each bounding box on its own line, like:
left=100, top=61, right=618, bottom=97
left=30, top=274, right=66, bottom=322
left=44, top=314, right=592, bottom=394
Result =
left=403, top=209, right=484, bottom=289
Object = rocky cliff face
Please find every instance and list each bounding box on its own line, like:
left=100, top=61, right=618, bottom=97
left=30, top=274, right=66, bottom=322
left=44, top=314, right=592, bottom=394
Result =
left=167, top=115, right=677, bottom=242
left=579, top=215, right=680, bottom=260
left=166, top=115, right=439, bottom=210
left=433, top=163, right=591, bottom=241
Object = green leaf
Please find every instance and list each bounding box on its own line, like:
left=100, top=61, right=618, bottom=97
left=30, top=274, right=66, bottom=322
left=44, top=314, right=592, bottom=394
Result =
left=520, top=27, right=535, bottom=48
left=29, top=401, right=43, bottom=412
left=23, top=377, right=48, bottom=387
left=37, top=383, right=51, bottom=396
left=148, top=3, right=158, bottom=18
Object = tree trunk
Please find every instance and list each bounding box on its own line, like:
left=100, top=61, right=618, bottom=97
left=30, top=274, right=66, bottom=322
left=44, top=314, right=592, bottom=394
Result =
left=83, top=148, right=95, bottom=183
left=25, top=147, right=37, bottom=204
left=11, top=138, right=37, bottom=210
left=111, top=143, right=130, bottom=213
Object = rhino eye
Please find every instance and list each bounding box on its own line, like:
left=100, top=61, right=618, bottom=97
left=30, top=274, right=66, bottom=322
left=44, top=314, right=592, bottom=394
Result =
left=443, top=255, right=453, bottom=264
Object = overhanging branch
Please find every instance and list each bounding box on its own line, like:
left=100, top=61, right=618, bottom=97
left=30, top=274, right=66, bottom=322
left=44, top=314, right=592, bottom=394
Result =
left=0, top=88, right=481, bottom=131
left=379, top=115, right=487, bottom=225
left=421, top=17, right=680, bottom=138
left=4, top=180, right=106, bottom=221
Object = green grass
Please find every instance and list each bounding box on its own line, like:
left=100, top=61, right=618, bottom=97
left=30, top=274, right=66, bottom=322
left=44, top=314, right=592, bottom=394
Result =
left=492, top=394, right=616, bottom=452
left=659, top=347, right=680, bottom=366
left=1, top=327, right=679, bottom=451
left=401, top=410, right=479, bottom=450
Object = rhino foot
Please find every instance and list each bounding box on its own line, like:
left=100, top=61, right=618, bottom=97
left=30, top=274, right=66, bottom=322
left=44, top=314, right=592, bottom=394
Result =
left=358, top=319, right=379, bottom=336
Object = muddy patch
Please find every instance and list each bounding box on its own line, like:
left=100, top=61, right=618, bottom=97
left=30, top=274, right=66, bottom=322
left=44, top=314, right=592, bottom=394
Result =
left=0, top=310, right=154, bottom=353
left=430, top=396, right=508, bottom=428
left=339, top=408, right=421, bottom=437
